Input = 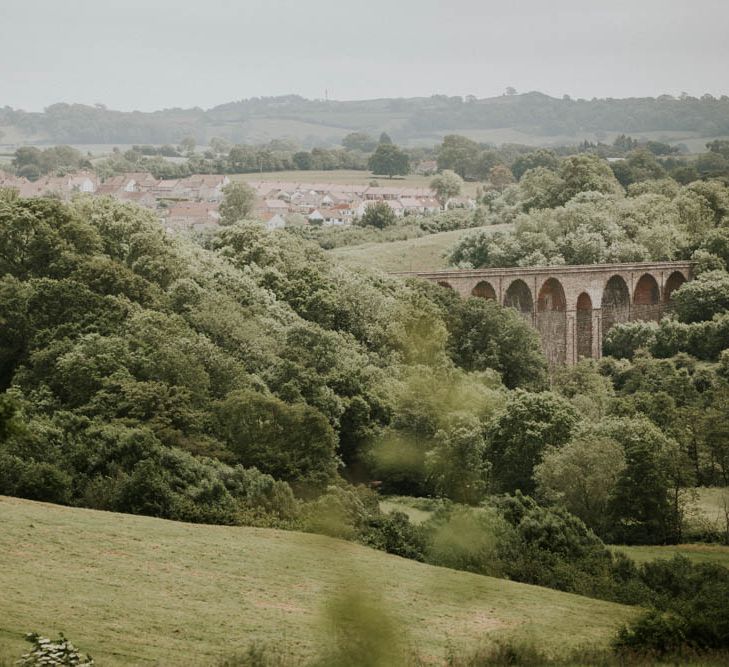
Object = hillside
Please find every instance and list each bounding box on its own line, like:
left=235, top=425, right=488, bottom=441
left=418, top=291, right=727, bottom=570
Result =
left=328, top=224, right=510, bottom=273
left=2, top=93, right=729, bottom=149
left=0, top=496, right=637, bottom=666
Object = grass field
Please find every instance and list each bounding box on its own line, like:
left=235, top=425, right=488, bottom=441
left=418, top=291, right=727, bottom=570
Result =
left=691, top=487, right=729, bottom=530
left=612, top=544, right=729, bottom=569
left=0, top=496, right=637, bottom=666
left=230, top=170, right=482, bottom=197
left=383, top=496, right=729, bottom=573
left=327, top=223, right=507, bottom=273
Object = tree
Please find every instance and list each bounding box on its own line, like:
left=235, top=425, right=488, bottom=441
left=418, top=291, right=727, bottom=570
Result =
left=489, top=165, right=515, bottom=190
left=358, top=201, right=397, bottom=229
left=215, top=389, right=338, bottom=490
left=447, top=297, right=547, bottom=389
left=511, top=149, right=560, bottom=180
left=436, top=135, right=480, bottom=179
left=430, top=170, right=463, bottom=208
left=378, top=132, right=393, bottom=145
left=487, top=390, right=579, bottom=493
left=342, top=132, right=377, bottom=152
left=597, top=417, right=686, bottom=544
left=367, top=144, right=410, bottom=178
left=219, top=182, right=256, bottom=225
left=672, top=270, right=729, bottom=323
left=178, top=136, right=196, bottom=154
left=534, top=435, right=626, bottom=536
left=425, top=414, right=490, bottom=504
left=558, top=154, right=623, bottom=202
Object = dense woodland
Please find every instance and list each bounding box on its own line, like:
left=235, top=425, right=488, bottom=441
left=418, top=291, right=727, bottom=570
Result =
left=2, top=152, right=729, bottom=656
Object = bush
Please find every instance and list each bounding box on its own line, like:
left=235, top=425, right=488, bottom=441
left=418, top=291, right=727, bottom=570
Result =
left=0, top=455, right=72, bottom=504
left=603, top=321, right=657, bottom=360
left=362, top=510, right=426, bottom=561
left=357, top=201, right=397, bottom=229
left=422, top=505, right=513, bottom=577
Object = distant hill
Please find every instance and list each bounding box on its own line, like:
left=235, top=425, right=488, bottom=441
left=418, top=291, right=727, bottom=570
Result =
left=2, top=92, right=729, bottom=150
left=0, top=496, right=635, bottom=665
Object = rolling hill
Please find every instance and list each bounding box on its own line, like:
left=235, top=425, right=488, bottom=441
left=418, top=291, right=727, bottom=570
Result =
left=327, top=223, right=510, bottom=273
left=2, top=92, right=729, bottom=149
left=0, top=496, right=637, bottom=666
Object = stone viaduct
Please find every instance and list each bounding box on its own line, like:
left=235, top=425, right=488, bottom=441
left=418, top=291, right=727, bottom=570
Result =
left=400, top=261, right=694, bottom=366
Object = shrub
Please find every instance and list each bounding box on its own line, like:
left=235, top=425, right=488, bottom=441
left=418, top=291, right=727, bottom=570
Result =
left=603, top=321, right=658, bottom=359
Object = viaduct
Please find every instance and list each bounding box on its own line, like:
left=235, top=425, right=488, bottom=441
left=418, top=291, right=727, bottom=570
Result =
left=399, top=261, right=694, bottom=366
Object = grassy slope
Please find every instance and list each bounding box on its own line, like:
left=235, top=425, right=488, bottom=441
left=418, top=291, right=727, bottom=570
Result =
left=327, top=224, right=509, bottom=273
left=613, top=544, right=729, bottom=569
left=0, top=496, right=636, bottom=666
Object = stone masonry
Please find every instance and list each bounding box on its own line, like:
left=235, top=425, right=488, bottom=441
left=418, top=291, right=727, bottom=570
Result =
left=399, top=261, right=693, bottom=366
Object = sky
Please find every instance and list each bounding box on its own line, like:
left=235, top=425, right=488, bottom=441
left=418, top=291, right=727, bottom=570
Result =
left=1, top=0, right=728, bottom=112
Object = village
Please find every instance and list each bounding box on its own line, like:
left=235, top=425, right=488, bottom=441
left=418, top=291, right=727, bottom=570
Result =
left=0, top=170, right=469, bottom=234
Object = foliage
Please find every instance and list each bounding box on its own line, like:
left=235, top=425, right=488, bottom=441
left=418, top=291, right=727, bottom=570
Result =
left=367, top=143, right=410, bottom=178
left=535, top=434, right=626, bottom=536
left=615, top=557, right=729, bottom=654
left=357, top=201, right=397, bottom=229
left=449, top=173, right=729, bottom=270
left=219, top=181, right=256, bottom=225
left=672, top=269, right=729, bottom=323
left=603, top=321, right=658, bottom=359
left=430, top=170, right=463, bottom=207
left=425, top=414, right=490, bottom=504
left=486, top=390, right=578, bottom=494
left=444, top=296, right=548, bottom=390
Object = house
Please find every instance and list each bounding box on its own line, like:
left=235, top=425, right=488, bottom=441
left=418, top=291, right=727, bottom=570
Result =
left=262, top=212, right=286, bottom=230
left=415, top=159, right=438, bottom=176
left=117, top=191, right=158, bottom=209
left=363, top=186, right=403, bottom=201
left=165, top=202, right=220, bottom=233
left=97, top=172, right=157, bottom=196
left=67, top=172, right=99, bottom=193
left=263, top=199, right=289, bottom=213
left=400, top=197, right=441, bottom=215
left=178, top=174, right=230, bottom=201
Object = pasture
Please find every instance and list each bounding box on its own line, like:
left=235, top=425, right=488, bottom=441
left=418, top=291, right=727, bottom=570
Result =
left=327, top=223, right=508, bottom=273
left=0, top=496, right=636, bottom=666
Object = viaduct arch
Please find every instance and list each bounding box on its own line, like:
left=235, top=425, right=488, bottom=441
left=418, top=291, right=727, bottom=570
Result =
left=400, top=261, right=693, bottom=366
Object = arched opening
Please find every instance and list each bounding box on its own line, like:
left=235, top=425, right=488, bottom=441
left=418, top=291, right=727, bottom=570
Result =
left=437, top=280, right=454, bottom=290
left=504, top=279, right=533, bottom=323
left=601, top=275, right=630, bottom=336
left=471, top=280, right=497, bottom=300
left=536, top=278, right=567, bottom=365
left=633, top=273, right=661, bottom=322
left=664, top=271, right=687, bottom=309
left=576, top=292, right=593, bottom=360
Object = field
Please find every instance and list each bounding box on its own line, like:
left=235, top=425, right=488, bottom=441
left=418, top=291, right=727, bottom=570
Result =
left=327, top=223, right=508, bottom=273
left=0, top=496, right=637, bottom=666
left=231, top=170, right=482, bottom=197
left=612, top=544, right=729, bottom=569
left=383, top=496, right=729, bottom=571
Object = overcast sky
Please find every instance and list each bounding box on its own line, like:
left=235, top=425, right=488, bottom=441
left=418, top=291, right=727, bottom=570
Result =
left=2, top=0, right=728, bottom=112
